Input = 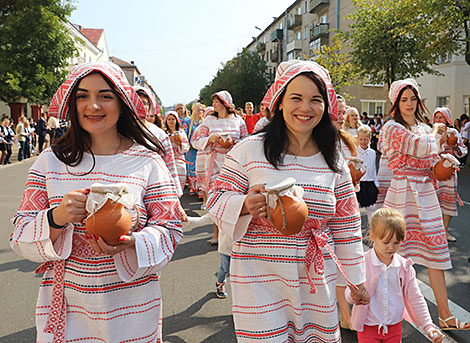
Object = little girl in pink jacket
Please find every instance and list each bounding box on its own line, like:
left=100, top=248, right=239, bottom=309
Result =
left=346, top=208, right=443, bottom=343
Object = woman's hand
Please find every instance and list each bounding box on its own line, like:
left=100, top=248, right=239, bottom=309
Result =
left=208, top=133, right=221, bottom=144
left=348, top=283, right=370, bottom=305
left=86, top=233, right=136, bottom=256
left=178, top=201, right=188, bottom=223
left=240, top=184, right=267, bottom=218
left=432, top=123, right=447, bottom=137
left=427, top=328, right=443, bottom=343
left=53, top=188, right=89, bottom=226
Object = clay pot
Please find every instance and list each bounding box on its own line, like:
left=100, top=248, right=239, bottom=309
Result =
left=349, top=163, right=366, bottom=185
left=85, top=198, right=132, bottom=245
left=171, top=133, right=182, bottom=145
left=433, top=159, right=455, bottom=181
left=268, top=195, right=309, bottom=236
left=219, top=136, right=233, bottom=149
left=447, top=132, right=457, bottom=147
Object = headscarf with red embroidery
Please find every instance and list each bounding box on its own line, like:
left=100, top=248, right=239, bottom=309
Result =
left=388, top=78, right=421, bottom=106
left=431, top=107, right=453, bottom=125
left=262, top=60, right=338, bottom=120
left=133, top=85, right=161, bottom=117
left=49, top=62, right=146, bottom=120
left=213, top=90, right=233, bottom=109
left=164, top=110, right=181, bottom=124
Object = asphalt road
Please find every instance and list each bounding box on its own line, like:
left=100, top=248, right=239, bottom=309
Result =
left=0, top=157, right=469, bottom=342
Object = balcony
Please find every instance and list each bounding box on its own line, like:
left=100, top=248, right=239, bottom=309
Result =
left=257, top=42, right=266, bottom=52
left=271, top=29, right=283, bottom=42
left=286, top=40, right=302, bottom=53
left=287, top=14, right=302, bottom=30
left=309, top=0, right=329, bottom=13
left=310, top=23, right=329, bottom=41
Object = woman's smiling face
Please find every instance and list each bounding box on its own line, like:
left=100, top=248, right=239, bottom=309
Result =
left=279, top=74, right=325, bottom=140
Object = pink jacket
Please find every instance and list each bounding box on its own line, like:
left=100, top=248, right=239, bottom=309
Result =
left=345, top=249, right=437, bottom=334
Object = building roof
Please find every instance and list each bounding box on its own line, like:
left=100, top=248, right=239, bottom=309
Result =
left=79, top=28, right=104, bottom=46
left=109, top=56, right=141, bottom=74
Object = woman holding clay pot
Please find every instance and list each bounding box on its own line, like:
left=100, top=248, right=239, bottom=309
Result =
left=207, top=60, right=368, bottom=342
left=10, top=62, right=183, bottom=342
left=431, top=107, right=468, bottom=243
left=191, top=90, right=248, bottom=244
left=381, top=79, right=470, bottom=331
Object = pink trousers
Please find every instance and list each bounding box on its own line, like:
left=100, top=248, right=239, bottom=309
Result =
left=357, top=322, right=402, bottom=343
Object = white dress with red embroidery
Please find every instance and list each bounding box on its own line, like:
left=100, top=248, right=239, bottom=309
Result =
left=381, top=120, right=451, bottom=269
left=435, top=129, right=467, bottom=216
left=168, top=129, right=190, bottom=191
left=191, top=115, right=248, bottom=192
left=207, top=134, right=365, bottom=343
left=146, top=123, right=183, bottom=197
left=10, top=144, right=183, bottom=343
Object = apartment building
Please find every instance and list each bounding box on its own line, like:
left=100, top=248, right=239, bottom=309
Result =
left=246, top=0, right=389, bottom=116
left=247, top=0, right=470, bottom=120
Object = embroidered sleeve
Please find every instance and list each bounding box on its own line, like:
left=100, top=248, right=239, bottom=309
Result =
left=10, top=157, right=73, bottom=263
left=114, top=156, right=183, bottom=281
left=207, top=152, right=251, bottom=241
left=328, top=166, right=365, bottom=286
left=191, top=123, right=211, bottom=151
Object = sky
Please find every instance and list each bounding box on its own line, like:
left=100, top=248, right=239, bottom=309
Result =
left=69, top=0, right=293, bottom=107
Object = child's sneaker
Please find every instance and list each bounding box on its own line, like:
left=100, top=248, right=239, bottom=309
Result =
left=216, top=282, right=227, bottom=299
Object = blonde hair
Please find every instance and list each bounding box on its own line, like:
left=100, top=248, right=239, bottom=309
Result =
left=370, top=208, right=406, bottom=242
left=357, top=125, right=372, bottom=137
left=343, top=107, right=362, bottom=130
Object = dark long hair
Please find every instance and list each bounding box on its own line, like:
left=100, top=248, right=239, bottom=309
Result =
left=52, top=71, right=165, bottom=173
left=389, top=85, right=428, bottom=130
left=261, top=72, right=340, bottom=173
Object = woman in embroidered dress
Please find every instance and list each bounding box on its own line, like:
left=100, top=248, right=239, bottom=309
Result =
left=207, top=61, right=368, bottom=342
left=382, top=79, right=470, bottom=331
left=191, top=91, right=248, bottom=244
left=10, top=62, right=183, bottom=343
left=133, top=85, right=182, bottom=198
left=330, top=95, right=361, bottom=331
left=431, top=107, right=467, bottom=242
left=164, top=110, right=190, bottom=192
left=193, top=106, right=214, bottom=206
left=185, top=103, right=204, bottom=195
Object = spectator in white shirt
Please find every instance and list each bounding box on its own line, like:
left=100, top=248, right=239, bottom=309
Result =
left=356, top=125, right=379, bottom=226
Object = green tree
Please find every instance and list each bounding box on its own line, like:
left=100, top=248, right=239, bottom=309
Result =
left=199, top=50, right=270, bottom=108
left=451, top=0, right=470, bottom=66
left=340, top=0, right=462, bottom=89
left=0, top=0, right=77, bottom=104
left=306, top=34, right=361, bottom=97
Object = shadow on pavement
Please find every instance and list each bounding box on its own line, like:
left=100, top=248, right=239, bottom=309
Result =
left=171, top=236, right=218, bottom=262
left=163, top=293, right=236, bottom=343
left=0, top=327, right=36, bottom=342
left=0, top=259, right=40, bottom=273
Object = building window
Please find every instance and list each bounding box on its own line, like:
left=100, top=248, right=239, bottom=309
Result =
left=304, top=27, right=308, bottom=39
left=287, top=51, right=295, bottom=61
left=263, top=36, right=266, bottom=44
left=310, top=38, right=322, bottom=54
left=437, top=52, right=452, bottom=64
left=280, top=22, right=283, bottom=30
left=297, top=7, right=301, bottom=15
left=297, top=31, right=301, bottom=40
left=305, top=0, right=308, bottom=13
left=437, top=96, right=450, bottom=108
left=320, top=14, right=327, bottom=24
left=361, top=100, right=386, bottom=116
